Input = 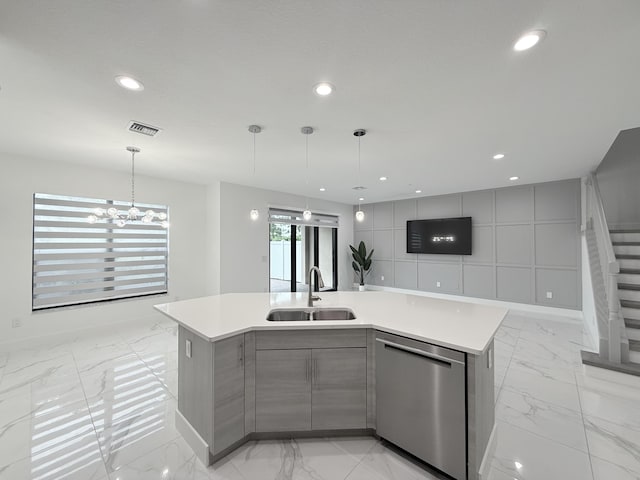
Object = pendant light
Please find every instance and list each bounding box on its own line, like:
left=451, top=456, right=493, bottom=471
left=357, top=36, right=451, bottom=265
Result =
left=87, top=147, right=168, bottom=228
left=248, top=125, right=262, bottom=221
left=354, top=129, right=366, bottom=222
left=301, top=126, right=314, bottom=221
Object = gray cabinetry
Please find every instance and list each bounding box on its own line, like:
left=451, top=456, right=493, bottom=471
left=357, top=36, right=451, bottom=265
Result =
left=312, top=348, right=367, bottom=430
left=177, top=327, right=245, bottom=458
left=255, top=349, right=312, bottom=432
left=212, top=334, right=245, bottom=455
left=254, top=330, right=367, bottom=432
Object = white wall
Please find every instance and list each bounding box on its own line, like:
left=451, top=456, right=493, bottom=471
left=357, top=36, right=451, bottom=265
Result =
left=218, top=182, right=354, bottom=293
left=0, top=154, right=208, bottom=343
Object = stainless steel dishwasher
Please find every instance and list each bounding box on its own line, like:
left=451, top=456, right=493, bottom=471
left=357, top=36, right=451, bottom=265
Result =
left=376, top=332, right=467, bottom=480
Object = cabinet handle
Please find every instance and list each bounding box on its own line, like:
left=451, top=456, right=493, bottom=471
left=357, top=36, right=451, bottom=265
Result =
left=313, top=358, right=318, bottom=382
left=305, top=358, right=310, bottom=383
left=238, top=343, right=243, bottom=366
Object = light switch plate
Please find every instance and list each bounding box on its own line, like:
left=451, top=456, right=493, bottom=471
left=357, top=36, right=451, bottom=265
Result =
left=381, top=275, right=385, bottom=281
left=186, top=339, right=192, bottom=358
left=436, top=281, right=441, bottom=288
left=546, top=291, right=553, bottom=299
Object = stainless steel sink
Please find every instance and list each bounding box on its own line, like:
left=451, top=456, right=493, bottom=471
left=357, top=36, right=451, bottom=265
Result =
left=266, top=308, right=356, bottom=321
left=312, top=308, right=357, bottom=320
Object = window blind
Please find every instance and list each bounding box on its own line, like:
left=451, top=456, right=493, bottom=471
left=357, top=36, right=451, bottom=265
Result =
left=32, top=193, right=169, bottom=310
left=268, top=208, right=339, bottom=228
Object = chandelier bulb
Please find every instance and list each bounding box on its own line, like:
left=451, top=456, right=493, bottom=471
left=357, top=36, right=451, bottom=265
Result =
left=87, top=214, right=98, bottom=224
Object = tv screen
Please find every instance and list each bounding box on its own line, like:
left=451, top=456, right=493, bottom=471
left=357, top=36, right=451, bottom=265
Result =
left=407, top=217, right=472, bottom=255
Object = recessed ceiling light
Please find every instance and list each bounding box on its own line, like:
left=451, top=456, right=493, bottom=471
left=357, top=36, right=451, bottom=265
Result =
left=379, top=176, right=388, bottom=181
left=415, top=189, right=422, bottom=194
left=314, top=82, right=334, bottom=96
left=115, top=75, right=144, bottom=91
left=509, top=176, right=519, bottom=181
left=319, top=187, right=326, bottom=192
left=359, top=197, right=364, bottom=201
left=493, top=153, right=505, bottom=160
left=514, top=30, right=546, bottom=51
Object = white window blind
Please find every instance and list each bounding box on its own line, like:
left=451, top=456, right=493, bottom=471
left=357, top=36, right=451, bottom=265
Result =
left=32, top=193, right=169, bottom=310
left=268, top=208, right=339, bottom=228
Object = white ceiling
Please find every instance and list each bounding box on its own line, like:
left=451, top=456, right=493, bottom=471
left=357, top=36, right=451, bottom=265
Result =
left=1, top=0, right=639, bottom=204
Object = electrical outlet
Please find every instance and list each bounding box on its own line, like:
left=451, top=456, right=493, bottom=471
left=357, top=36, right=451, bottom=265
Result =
left=436, top=281, right=441, bottom=288
left=546, top=291, right=553, bottom=299
left=185, top=340, right=192, bottom=358
left=381, top=275, right=385, bottom=281
left=11, top=318, right=22, bottom=328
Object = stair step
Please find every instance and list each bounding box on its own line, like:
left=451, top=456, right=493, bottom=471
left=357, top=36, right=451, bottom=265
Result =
left=619, top=283, right=640, bottom=291
left=626, top=318, right=640, bottom=329
left=611, top=233, right=640, bottom=243
left=621, top=299, right=640, bottom=309
left=619, top=289, right=640, bottom=302
left=613, top=242, right=640, bottom=246
left=617, top=254, right=640, bottom=260
left=621, top=268, right=640, bottom=275
left=623, top=307, right=640, bottom=320
left=610, top=229, right=640, bottom=234
left=630, top=339, right=640, bottom=352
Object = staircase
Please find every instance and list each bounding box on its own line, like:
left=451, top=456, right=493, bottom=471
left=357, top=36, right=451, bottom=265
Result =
left=611, top=229, right=640, bottom=362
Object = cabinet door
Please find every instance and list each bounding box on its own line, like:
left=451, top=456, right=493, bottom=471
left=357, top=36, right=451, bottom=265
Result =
left=256, top=349, right=311, bottom=432
left=312, top=348, right=366, bottom=430
left=212, top=334, right=245, bottom=455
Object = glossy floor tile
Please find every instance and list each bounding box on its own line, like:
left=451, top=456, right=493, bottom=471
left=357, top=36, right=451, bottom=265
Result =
left=1, top=310, right=639, bottom=479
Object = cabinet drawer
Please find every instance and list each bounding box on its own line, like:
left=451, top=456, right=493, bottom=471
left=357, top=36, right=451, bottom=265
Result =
left=255, top=329, right=366, bottom=350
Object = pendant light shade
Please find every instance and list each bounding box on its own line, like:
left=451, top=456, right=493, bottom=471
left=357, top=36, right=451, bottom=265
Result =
left=248, top=125, right=262, bottom=221
left=354, top=129, right=366, bottom=222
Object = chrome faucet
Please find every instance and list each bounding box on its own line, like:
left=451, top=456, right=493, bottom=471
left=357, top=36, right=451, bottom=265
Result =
left=307, top=266, right=325, bottom=307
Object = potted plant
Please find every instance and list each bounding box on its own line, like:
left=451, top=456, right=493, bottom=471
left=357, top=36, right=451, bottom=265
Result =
left=350, top=241, right=374, bottom=291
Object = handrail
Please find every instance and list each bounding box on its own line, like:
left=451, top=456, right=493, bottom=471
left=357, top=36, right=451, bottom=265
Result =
left=584, top=173, right=624, bottom=363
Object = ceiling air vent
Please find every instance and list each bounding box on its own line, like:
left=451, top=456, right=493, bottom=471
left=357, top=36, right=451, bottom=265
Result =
left=127, top=121, right=162, bottom=137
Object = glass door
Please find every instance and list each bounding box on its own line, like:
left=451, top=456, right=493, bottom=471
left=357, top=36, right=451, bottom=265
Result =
left=269, top=223, right=337, bottom=293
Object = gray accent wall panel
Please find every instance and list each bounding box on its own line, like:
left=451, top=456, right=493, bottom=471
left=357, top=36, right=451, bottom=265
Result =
left=393, top=200, right=417, bottom=228
left=354, top=231, right=372, bottom=251
left=417, top=194, right=461, bottom=219
left=394, top=229, right=413, bottom=261
left=394, top=261, right=418, bottom=290
left=496, top=225, right=532, bottom=265
left=534, top=181, right=579, bottom=221
left=497, top=267, right=532, bottom=303
left=373, top=229, right=393, bottom=260
left=495, top=186, right=532, bottom=223
left=463, top=265, right=494, bottom=298
left=370, top=260, right=394, bottom=287
left=373, top=203, right=393, bottom=229
left=418, top=263, right=461, bottom=294
left=354, top=179, right=581, bottom=309
left=535, top=269, right=578, bottom=307
left=534, top=223, right=578, bottom=267
left=465, top=226, right=493, bottom=264
left=462, top=190, right=494, bottom=224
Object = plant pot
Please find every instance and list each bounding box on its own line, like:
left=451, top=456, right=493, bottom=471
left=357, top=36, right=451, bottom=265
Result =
left=358, top=285, right=365, bottom=292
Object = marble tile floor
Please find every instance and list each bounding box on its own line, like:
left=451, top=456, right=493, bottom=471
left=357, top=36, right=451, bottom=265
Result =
left=1, top=311, right=640, bottom=479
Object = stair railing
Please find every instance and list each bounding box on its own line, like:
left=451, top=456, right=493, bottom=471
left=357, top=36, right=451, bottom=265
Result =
left=583, top=173, right=624, bottom=363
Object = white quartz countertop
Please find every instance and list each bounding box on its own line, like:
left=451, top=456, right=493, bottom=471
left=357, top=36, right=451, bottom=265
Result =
left=154, top=291, right=507, bottom=355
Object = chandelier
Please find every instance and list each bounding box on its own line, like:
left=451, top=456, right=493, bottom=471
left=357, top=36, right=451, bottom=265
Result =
left=87, top=146, right=169, bottom=228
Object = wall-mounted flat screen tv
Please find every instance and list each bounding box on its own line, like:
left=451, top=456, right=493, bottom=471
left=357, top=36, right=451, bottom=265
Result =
left=406, top=217, right=472, bottom=255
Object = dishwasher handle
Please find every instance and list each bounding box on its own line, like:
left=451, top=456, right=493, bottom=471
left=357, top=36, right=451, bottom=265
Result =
left=376, top=338, right=465, bottom=366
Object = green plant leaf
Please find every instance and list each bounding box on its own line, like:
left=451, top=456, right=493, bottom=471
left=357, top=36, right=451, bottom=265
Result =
left=358, top=241, right=366, bottom=259
left=352, top=261, right=360, bottom=273
left=364, top=258, right=371, bottom=270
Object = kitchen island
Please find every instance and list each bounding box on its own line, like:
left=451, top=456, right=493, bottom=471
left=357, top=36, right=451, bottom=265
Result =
left=155, top=291, right=507, bottom=480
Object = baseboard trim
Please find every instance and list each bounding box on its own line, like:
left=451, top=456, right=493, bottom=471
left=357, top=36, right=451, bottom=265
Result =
left=364, top=285, right=583, bottom=321
left=478, top=424, right=497, bottom=480
left=175, top=409, right=211, bottom=466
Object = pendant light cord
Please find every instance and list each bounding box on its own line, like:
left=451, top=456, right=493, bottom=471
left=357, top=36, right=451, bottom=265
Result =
left=358, top=135, right=361, bottom=210
left=305, top=132, right=309, bottom=209
left=131, top=149, right=135, bottom=208
left=253, top=131, right=256, bottom=176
